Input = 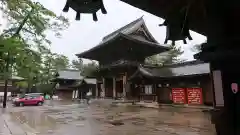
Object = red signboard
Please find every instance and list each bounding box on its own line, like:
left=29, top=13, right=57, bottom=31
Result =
left=172, top=88, right=186, bottom=104
left=187, top=88, right=203, bottom=105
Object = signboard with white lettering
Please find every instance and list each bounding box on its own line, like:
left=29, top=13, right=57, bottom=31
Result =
left=172, top=88, right=186, bottom=104
left=187, top=88, right=203, bottom=104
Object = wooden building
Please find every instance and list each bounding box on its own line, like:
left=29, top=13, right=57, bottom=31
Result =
left=72, top=78, right=97, bottom=100
left=52, top=69, right=97, bottom=100
left=76, top=17, right=214, bottom=106
left=52, top=69, right=83, bottom=100
left=129, top=61, right=213, bottom=106
left=76, top=17, right=170, bottom=100
left=0, top=76, right=25, bottom=96
left=119, top=1, right=240, bottom=134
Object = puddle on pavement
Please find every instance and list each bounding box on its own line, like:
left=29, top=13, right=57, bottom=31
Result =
left=108, top=120, right=124, bottom=126
left=10, top=111, right=58, bottom=132
left=45, top=100, right=77, bottom=106
left=77, top=116, right=86, bottom=121
left=150, top=110, right=213, bottom=131
left=131, top=117, right=147, bottom=126
left=8, top=102, right=215, bottom=135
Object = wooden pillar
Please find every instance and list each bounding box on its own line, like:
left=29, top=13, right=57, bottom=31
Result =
left=72, top=90, right=75, bottom=99
left=95, top=82, right=98, bottom=98
left=75, top=90, right=78, bottom=99
left=122, top=73, right=127, bottom=99
left=113, top=77, right=116, bottom=99
left=102, top=77, right=105, bottom=98
left=154, top=84, right=158, bottom=102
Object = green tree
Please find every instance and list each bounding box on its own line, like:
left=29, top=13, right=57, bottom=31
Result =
left=40, top=51, right=70, bottom=84
left=15, top=81, right=28, bottom=89
left=1, top=0, right=69, bottom=41
left=145, top=45, right=184, bottom=65
left=71, top=59, right=84, bottom=71
left=52, top=54, right=70, bottom=70
left=81, top=61, right=99, bottom=77
left=71, top=59, right=98, bottom=77
left=0, top=35, right=29, bottom=107
left=15, top=48, right=42, bottom=91
left=162, top=45, right=185, bottom=65
left=1, top=0, right=70, bottom=79
left=0, top=1, right=70, bottom=105
left=191, top=41, right=206, bottom=53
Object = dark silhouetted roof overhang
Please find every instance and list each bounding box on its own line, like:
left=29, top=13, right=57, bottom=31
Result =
left=120, top=0, right=206, bottom=35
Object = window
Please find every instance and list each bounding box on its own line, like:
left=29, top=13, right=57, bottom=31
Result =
left=144, top=85, right=153, bottom=94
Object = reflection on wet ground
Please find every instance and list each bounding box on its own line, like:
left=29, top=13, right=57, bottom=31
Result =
left=10, top=110, right=57, bottom=132
left=9, top=100, right=216, bottom=135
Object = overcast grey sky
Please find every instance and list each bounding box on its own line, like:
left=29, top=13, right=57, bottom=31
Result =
left=2, top=0, right=207, bottom=62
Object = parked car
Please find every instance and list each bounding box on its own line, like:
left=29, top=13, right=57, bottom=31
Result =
left=12, top=94, right=44, bottom=107
left=25, top=93, right=44, bottom=98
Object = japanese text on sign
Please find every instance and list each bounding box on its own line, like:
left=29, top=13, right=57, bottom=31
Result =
left=187, top=88, right=203, bottom=104
left=172, top=88, right=186, bottom=104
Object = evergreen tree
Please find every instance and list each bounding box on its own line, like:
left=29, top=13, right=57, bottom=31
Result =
left=145, top=44, right=184, bottom=65
left=191, top=41, right=206, bottom=53
left=71, top=59, right=98, bottom=77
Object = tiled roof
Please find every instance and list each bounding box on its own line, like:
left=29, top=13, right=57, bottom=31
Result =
left=83, top=78, right=96, bottom=84
left=101, top=16, right=160, bottom=45
left=129, top=61, right=210, bottom=79
left=99, top=59, right=140, bottom=69
left=70, top=78, right=97, bottom=88
left=57, top=69, right=83, bottom=80
left=0, top=76, right=25, bottom=81
left=76, top=17, right=170, bottom=59
left=10, top=76, right=25, bottom=80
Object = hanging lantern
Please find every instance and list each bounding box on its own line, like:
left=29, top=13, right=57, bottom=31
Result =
left=159, top=7, right=192, bottom=45
left=62, top=0, right=107, bottom=21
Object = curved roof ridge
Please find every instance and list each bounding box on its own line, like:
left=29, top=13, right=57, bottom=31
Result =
left=140, top=19, right=159, bottom=43
left=102, top=16, right=144, bottom=42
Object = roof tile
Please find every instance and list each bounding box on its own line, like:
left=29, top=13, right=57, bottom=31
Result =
left=57, top=70, right=83, bottom=80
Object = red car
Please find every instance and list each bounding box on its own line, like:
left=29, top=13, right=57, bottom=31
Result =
left=13, top=95, right=44, bottom=106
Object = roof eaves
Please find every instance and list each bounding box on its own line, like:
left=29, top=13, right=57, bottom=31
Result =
left=139, top=67, right=154, bottom=77
left=84, top=78, right=97, bottom=84
left=120, top=34, right=170, bottom=51
left=10, top=76, right=25, bottom=80
left=76, top=33, right=122, bottom=59
left=56, top=77, right=83, bottom=80
left=141, top=20, right=159, bottom=43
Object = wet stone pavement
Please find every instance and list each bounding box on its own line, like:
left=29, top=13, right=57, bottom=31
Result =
left=7, top=100, right=216, bottom=135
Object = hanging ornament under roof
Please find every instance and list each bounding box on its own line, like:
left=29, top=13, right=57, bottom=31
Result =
left=63, top=0, right=107, bottom=21
left=159, top=5, right=193, bottom=45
